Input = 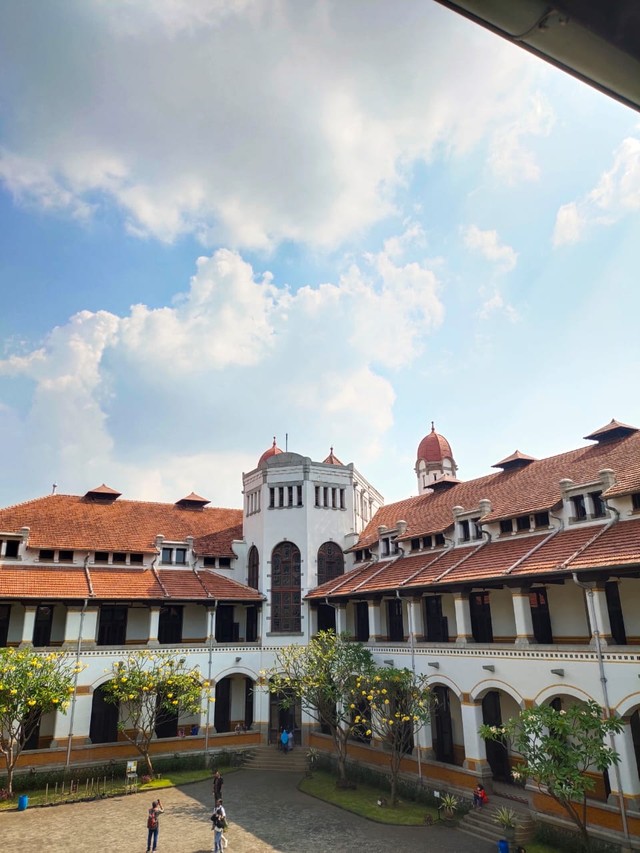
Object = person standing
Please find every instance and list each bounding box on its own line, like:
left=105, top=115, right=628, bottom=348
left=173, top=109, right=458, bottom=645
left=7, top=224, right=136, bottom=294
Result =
left=212, top=769, right=224, bottom=802
left=146, top=798, right=164, bottom=852
left=211, top=800, right=228, bottom=851
left=280, top=728, right=289, bottom=752
left=212, top=810, right=225, bottom=853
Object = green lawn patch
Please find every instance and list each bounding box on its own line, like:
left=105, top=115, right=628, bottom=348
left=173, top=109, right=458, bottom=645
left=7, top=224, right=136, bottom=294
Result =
left=299, top=770, right=438, bottom=825
left=0, top=766, right=225, bottom=810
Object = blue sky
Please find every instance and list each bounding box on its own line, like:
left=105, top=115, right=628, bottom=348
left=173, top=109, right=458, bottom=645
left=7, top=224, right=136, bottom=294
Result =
left=1, top=0, right=639, bottom=510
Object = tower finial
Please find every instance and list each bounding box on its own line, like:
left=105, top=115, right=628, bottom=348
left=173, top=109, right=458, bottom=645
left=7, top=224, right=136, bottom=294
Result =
left=431, top=421, right=435, bottom=432
left=272, top=436, right=277, bottom=447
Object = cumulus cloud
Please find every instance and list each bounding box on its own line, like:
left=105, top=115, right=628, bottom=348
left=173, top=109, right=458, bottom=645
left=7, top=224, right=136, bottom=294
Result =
left=0, top=245, right=443, bottom=502
left=0, top=0, right=543, bottom=250
left=553, top=136, right=640, bottom=246
left=462, top=225, right=518, bottom=272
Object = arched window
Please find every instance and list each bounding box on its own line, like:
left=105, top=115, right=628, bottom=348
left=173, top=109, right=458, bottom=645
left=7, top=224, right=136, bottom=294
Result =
left=271, top=541, right=301, bottom=632
left=317, top=541, right=344, bottom=586
left=248, top=546, right=259, bottom=590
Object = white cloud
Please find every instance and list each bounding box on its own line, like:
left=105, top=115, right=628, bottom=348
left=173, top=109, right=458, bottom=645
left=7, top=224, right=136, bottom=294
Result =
left=553, top=201, right=584, bottom=247
left=0, top=0, right=544, bottom=250
left=462, top=225, right=518, bottom=272
left=553, top=136, right=640, bottom=246
left=0, top=244, right=443, bottom=502
left=488, top=92, right=555, bottom=185
left=478, top=289, right=518, bottom=322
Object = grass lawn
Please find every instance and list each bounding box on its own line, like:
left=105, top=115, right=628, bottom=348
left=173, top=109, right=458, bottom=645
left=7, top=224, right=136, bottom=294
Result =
left=299, top=770, right=439, bottom=825
left=0, top=766, right=228, bottom=811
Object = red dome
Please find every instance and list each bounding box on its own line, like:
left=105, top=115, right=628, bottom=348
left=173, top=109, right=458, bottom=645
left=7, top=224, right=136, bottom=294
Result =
left=258, top=437, right=284, bottom=465
left=416, top=423, right=453, bottom=464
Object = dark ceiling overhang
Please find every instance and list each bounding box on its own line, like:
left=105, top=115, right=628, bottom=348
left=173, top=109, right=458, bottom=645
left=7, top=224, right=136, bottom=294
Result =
left=433, top=0, right=640, bottom=112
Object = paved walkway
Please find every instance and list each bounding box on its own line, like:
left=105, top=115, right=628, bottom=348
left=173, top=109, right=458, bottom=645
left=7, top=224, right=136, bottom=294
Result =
left=2, top=770, right=497, bottom=853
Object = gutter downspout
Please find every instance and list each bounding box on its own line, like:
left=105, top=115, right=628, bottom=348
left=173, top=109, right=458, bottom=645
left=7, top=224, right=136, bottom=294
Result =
left=395, top=589, right=422, bottom=783
left=572, top=567, right=630, bottom=847
left=204, top=601, right=217, bottom=758
left=65, top=597, right=88, bottom=769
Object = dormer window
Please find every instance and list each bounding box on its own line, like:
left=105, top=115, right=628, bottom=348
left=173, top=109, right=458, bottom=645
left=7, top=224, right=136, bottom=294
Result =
left=39, top=549, right=55, bottom=561
left=460, top=519, right=470, bottom=542
left=1, top=539, right=20, bottom=558
left=423, top=535, right=432, bottom=549
left=500, top=519, right=513, bottom=535
left=571, top=495, right=587, bottom=521
left=161, top=546, right=187, bottom=565
left=632, top=493, right=640, bottom=511
left=382, top=537, right=390, bottom=556
left=411, top=538, right=420, bottom=551
left=435, top=533, right=445, bottom=547
left=534, top=512, right=550, bottom=528
left=589, top=491, right=606, bottom=518
left=516, top=515, right=530, bottom=532
left=472, top=518, right=482, bottom=540
left=95, top=551, right=109, bottom=563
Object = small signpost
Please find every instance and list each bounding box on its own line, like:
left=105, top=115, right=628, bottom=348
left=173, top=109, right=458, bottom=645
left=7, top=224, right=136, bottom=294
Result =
left=125, top=760, right=138, bottom=793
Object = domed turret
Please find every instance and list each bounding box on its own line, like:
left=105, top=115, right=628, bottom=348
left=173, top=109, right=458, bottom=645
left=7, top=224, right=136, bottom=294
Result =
left=415, top=422, right=457, bottom=494
left=258, top=436, right=284, bottom=466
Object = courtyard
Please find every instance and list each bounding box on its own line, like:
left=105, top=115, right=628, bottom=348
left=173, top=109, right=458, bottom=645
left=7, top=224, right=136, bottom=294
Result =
left=1, top=768, right=497, bottom=852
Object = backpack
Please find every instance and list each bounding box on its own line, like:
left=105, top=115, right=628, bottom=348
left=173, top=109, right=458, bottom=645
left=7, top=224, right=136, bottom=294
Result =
left=147, top=811, right=158, bottom=830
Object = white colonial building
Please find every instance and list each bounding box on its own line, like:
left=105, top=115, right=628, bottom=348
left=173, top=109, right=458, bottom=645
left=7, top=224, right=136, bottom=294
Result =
left=1, top=420, right=640, bottom=843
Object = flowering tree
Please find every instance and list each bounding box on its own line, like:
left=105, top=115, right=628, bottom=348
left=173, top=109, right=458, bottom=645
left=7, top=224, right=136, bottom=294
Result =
left=266, top=631, right=375, bottom=786
left=480, top=699, right=623, bottom=850
left=101, top=651, right=210, bottom=775
left=0, top=648, right=80, bottom=796
left=351, top=667, right=432, bottom=805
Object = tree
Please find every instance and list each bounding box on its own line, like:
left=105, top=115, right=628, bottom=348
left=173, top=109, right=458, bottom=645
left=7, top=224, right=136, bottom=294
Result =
left=101, top=651, right=210, bottom=776
left=266, top=630, right=375, bottom=786
left=0, top=648, right=80, bottom=796
left=480, top=699, right=623, bottom=850
left=351, top=667, right=432, bottom=805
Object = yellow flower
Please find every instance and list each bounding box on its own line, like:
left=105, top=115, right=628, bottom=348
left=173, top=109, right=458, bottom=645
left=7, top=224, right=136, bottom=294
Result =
left=27, top=699, right=37, bottom=706
left=52, top=697, right=59, bottom=704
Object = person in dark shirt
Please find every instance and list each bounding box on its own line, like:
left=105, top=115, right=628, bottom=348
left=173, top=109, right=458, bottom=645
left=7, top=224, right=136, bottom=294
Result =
left=212, top=769, right=224, bottom=801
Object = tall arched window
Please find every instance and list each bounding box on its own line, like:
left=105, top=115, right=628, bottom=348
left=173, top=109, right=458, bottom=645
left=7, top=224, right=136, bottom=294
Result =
left=248, top=546, right=259, bottom=590
left=271, top=541, right=301, bottom=632
left=317, top=541, right=344, bottom=586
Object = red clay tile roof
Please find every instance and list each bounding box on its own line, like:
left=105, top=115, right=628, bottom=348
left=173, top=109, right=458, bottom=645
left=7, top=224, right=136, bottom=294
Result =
left=308, top=518, right=640, bottom=600
left=583, top=419, right=638, bottom=441
left=258, top=437, right=283, bottom=465
left=0, top=494, right=243, bottom=555
left=355, top=429, right=640, bottom=548
left=416, top=423, right=454, bottom=464
left=0, top=564, right=263, bottom=602
left=176, top=492, right=210, bottom=506
left=323, top=447, right=343, bottom=465
left=491, top=450, right=537, bottom=470
left=85, top=484, right=122, bottom=498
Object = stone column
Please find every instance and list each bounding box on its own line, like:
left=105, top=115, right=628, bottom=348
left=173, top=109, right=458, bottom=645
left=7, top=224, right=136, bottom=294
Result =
left=308, top=606, right=318, bottom=637
left=407, top=598, right=423, bottom=643
left=18, top=605, right=37, bottom=647
left=207, top=606, right=217, bottom=644
left=147, top=606, right=161, bottom=647
left=512, top=588, right=534, bottom=646
left=453, top=593, right=473, bottom=645
left=588, top=585, right=613, bottom=646
left=461, top=698, right=490, bottom=774
left=367, top=600, right=382, bottom=642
